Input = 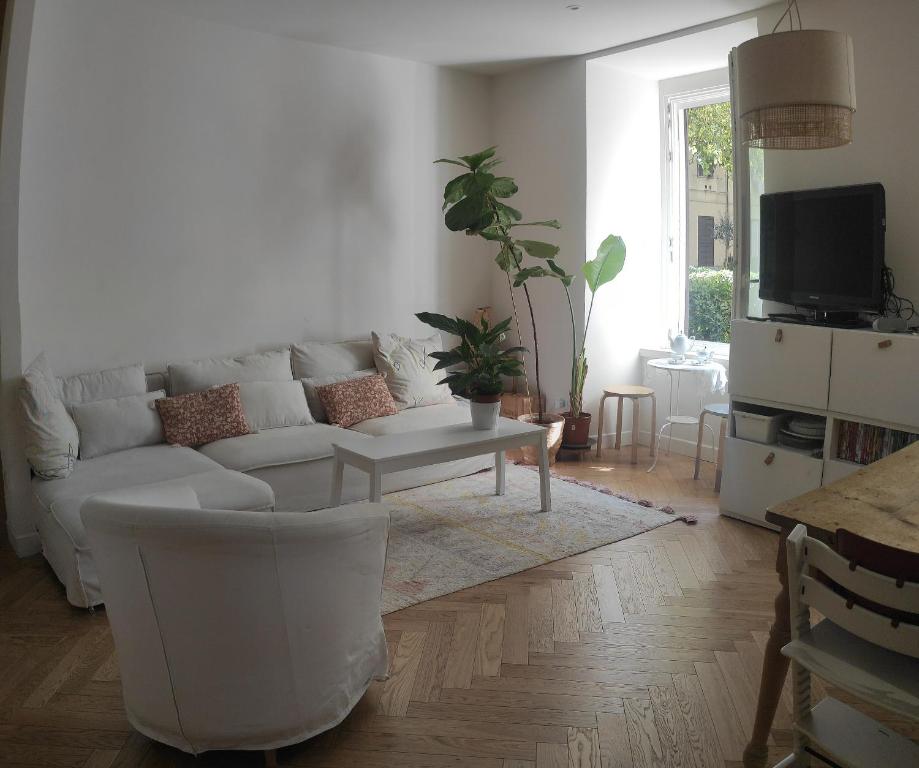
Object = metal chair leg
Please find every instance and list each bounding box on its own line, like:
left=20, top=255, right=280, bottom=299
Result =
left=647, top=421, right=672, bottom=473
left=693, top=412, right=706, bottom=480
left=715, top=417, right=727, bottom=492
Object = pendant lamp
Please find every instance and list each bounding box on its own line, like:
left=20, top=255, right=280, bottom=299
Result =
left=735, top=0, right=855, bottom=149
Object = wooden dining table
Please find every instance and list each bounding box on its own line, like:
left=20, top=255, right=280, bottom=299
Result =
left=742, top=440, right=919, bottom=767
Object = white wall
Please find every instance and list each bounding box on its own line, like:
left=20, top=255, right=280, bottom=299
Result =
left=2, top=0, right=493, bottom=552
left=583, top=60, right=662, bottom=446
left=759, top=0, right=919, bottom=307
left=489, top=59, right=587, bottom=412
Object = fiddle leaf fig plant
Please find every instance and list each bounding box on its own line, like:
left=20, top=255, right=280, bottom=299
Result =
left=415, top=312, right=526, bottom=398
left=435, top=146, right=572, bottom=422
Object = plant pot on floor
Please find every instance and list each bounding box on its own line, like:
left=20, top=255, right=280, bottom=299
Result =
left=470, top=393, right=502, bottom=430
left=517, top=413, right=565, bottom=465
left=561, top=411, right=592, bottom=448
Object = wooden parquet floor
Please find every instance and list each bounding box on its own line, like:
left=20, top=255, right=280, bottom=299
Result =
left=0, top=453, right=915, bottom=768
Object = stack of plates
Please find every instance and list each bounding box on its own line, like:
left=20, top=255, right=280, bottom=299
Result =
left=779, top=415, right=825, bottom=452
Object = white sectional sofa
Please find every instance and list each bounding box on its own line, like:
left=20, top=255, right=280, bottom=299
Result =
left=28, top=340, right=490, bottom=608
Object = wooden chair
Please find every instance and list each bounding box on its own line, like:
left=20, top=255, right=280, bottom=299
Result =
left=596, top=385, right=656, bottom=463
left=693, top=402, right=729, bottom=491
left=778, top=524, right=919, bottom=767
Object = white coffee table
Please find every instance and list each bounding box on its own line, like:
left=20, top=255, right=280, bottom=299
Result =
left=330, top=417, right=552, bottom=512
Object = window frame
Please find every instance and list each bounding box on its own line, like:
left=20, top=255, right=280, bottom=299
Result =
left=661, top=81, right=732, bottom=349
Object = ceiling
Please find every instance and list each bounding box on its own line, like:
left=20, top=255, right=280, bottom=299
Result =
left=145, top=0, right=768, bottom=74
left=596, top=18, right=758, bottom=80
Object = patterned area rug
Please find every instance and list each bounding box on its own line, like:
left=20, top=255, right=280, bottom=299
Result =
left=381, top=464, right=676, bottom=613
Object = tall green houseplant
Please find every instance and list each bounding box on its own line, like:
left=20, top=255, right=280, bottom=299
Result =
left=435, top=147, right=572, bottom=423
left=567, top=235, right=627, bottom=419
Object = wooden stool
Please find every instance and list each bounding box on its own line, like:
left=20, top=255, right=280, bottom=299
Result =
left=694, top=402, right=729, bottom=491
left=596, top=385, right=656, bottom=464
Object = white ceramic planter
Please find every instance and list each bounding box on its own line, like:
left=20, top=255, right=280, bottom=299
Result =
left=470, top=400, right=500, bottom=430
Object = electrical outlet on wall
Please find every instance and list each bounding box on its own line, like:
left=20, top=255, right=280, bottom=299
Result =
left=554, top=397, right=568, bottom=411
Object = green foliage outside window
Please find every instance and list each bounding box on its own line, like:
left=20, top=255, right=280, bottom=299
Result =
left=687, top=267, right=733, bottom=343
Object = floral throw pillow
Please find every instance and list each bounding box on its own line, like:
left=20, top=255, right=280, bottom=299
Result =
left=316, top=374, right=398, bottom=428
left=155, top=383, right=250, bottom=447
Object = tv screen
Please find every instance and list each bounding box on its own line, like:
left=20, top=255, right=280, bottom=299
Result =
left=759, top=183, right=885, bottom=311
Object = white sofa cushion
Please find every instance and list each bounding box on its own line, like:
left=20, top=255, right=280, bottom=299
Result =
left=291, top=340, right=374, bottom=379
left=349, top=400, right=471, bottom=436
left=33, top=444, right=224, bottom=507
left=19, top=353, right=80, bottom=479
left=71, top=390, right=165, bottom=460
left=238, top=380, right=314, bottom=431
left=32, top=444, right=275, bottom=607
left=371, top=332, right=453, bottom=410
left=168, top=349, right=293, bottom=395
left=301, top=369, right=376, bottom=423
left=198, top=423, right=371, bottom=473
left=92, top=483, right=201, bottom=510
left=58, top=363, right=147, bottom=407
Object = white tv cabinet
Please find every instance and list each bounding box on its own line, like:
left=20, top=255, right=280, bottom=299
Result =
left=720, top=319, right=919, bottom=528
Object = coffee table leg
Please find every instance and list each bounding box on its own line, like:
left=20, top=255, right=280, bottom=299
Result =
left=369, top=467, right=383, bottom=503
left=537, top=439, right=551, bottom=513
left=495, top=450, right=506, bottom=496
left=330, top=453, right=344, bottom=507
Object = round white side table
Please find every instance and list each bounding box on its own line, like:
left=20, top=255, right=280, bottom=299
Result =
left=646, top=357, right=726, bottom=473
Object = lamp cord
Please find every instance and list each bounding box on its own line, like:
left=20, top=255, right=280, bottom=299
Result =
left=773, top=0, right=803, bottom=33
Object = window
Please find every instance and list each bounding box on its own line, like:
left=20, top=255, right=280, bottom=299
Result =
left=663, top=86, right=735, bottom=347
left=697, top=216, right=715, bottom=266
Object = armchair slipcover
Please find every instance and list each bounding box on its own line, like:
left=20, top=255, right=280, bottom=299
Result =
left=81, top=486, right=390, bottom=756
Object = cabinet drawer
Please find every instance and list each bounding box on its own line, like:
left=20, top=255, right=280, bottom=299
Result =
left=828, top=331, right=919, bottom=428
left=729, top=321, right=832, bottom=408
left=719, top=437, right=823, bottom=525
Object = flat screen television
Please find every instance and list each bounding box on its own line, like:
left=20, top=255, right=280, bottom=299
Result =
left=759, top=182, right=886, bottom=311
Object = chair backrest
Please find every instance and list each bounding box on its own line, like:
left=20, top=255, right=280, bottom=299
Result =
left=82, top=491, right=390, bottom=754
left=786, top=525, right=919, bottom=658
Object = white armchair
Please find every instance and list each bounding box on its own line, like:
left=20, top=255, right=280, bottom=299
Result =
left=81, top=485, right=390, bottom=762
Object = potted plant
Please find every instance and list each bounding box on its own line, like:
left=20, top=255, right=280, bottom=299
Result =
left=415, top=311, right=526, bottom=430
left=435, top=147, right=571, bottom=451
left=559, top=234, right=627, bottom=447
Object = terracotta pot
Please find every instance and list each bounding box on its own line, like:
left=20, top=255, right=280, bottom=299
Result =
left=517, top=413, right=565, bottom=465
left=561, top=411, right=592, bottom=448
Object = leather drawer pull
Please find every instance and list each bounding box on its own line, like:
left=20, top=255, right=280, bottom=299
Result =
left=774, top=329, right=783, bottom=343
left=878, top=339, right=893, bottom=349
left=764, top=452, right=776, bottom=466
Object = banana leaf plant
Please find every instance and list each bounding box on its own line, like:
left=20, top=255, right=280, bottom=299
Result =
left=566, top=235, right=627, bottom=417
left=415, top=312, right=526, bottom=398
left=435, top=146, right=572, bottom=422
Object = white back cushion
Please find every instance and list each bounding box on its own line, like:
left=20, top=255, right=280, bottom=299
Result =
left=71, top=391, right=166, bottom=460
left=237, top=381, right=314, bottom=431
left=371, top=332, right=453, bottom=410
left=168, top=349, right=292, bottom=395
left=58, top=363, right=147, bottom=407
left=19, top=352, right=79, bottom=479
left=291, top=340, right=374, bottom=379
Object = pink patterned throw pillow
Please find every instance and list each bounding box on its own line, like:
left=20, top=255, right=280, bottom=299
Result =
left=155, top=383, right=250, bottom=447
left=316, top=374, right=398, bottom=428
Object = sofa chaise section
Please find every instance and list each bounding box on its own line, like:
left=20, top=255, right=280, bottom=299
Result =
left=32, top=445, right=275, bottom=607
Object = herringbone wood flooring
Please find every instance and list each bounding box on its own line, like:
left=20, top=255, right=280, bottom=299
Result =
left=1, top=453, right=915, bottom=768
